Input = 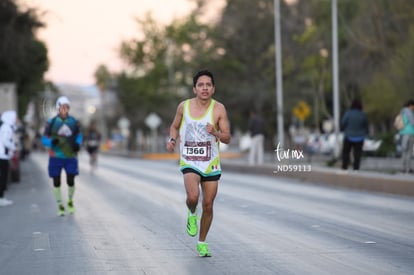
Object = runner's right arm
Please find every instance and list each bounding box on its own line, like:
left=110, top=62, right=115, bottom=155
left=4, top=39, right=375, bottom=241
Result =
left=166, top=101, right=184, bottom=152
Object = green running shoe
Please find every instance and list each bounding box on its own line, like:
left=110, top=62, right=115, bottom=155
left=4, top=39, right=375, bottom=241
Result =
left=58, top=204, right=65, bottom=216
left=197, top=242, right=211, bottom=257
left=186, top=211, right=198, bottom=237
left=67, top=200, right=75, bottom=214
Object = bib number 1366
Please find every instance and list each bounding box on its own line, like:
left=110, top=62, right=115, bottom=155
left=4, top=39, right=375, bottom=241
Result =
left=183, top=141, right=211, bottom=161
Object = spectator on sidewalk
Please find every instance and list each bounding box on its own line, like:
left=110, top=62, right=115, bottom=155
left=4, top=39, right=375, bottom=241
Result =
left=248, top=109, right=265, bottom=166
left=340, top=99, right=369, bottom=171
left=0, top=110, right=17, bottom=207
left=399, top=99, right=414, bottom=173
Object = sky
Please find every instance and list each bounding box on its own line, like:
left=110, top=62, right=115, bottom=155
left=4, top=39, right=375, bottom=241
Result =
left=20, top=0, right=202, bottom=86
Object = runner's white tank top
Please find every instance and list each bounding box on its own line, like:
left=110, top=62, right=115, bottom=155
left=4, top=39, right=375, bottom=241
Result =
left=179, top=99, right=221, bottom=176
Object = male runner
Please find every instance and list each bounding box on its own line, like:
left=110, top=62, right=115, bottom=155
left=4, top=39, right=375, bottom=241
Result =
left=42, top=96, right=83, bottom=216
left=166, top=70, right=231, bottom=257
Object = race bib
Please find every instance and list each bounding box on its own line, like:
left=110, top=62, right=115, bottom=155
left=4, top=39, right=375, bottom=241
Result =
left=183, top=141, right=211, bottom=161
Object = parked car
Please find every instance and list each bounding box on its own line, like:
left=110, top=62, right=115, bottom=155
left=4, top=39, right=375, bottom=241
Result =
left=306, top=132, right=382, bottom=155
left=362, top=138, right=382, bottom=152
left=8, top=130, right=21, bottom=183
left=9, top=148, right=20, bottom=182
left=305, top=132, right=343, bottom=155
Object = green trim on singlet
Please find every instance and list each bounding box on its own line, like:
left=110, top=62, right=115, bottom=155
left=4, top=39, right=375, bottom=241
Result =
left=179, top=99, right=217, bottom=132
left=179, top=164, right=222, bottom=177
left=186, top=99, right=216, bottom=121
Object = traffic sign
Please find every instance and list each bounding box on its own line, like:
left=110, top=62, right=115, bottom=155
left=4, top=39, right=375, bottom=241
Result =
left=145, top=112, right=162, bottom=130
left=293, top=101, right=311, bottom=121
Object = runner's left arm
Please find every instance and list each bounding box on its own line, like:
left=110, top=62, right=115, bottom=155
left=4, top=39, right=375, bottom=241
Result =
left=215, top=104, right=231, bottom=144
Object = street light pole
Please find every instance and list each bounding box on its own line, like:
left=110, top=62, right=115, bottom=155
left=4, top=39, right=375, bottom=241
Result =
left=332, top=0, right=340, bottom=157
left=274, top=0, right=284, bottom=148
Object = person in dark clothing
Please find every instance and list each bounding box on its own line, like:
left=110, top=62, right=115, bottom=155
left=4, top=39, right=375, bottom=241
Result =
left=340, top=99, right=369, bottom=170
left=85, top=121, right=101, bottom=172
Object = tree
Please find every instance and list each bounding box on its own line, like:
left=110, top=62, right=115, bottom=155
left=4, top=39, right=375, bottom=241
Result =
left=281, top=0, right=414, bottom=134
left=324, top=0, right=414, bottom=130
left=117, top=13, right=178, bottom=133
left=0, top=0, right=48, bottom=115
left=116, top=8, right=219, bottom=136
left=213, top=0, right=276, bottom=131
left=106, top=0, right=414, bottom=147
left=94, top=64, right=113, bottom=92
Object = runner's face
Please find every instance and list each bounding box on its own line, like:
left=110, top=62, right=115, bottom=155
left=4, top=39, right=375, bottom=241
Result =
left=58, top=104, right=70, bottom=118
left=193, top=75, right=214, bottom=99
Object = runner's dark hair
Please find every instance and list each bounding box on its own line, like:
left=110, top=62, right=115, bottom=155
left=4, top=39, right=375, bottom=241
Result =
left=193, top=70, right=215, bottom=87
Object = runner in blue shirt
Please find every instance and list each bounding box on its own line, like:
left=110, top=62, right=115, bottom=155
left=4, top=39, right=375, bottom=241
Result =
left=42, top=96, right=83, bottom=216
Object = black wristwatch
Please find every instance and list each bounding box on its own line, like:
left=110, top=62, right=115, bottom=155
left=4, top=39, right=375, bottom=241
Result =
left=169, top=137, right=176, bottom=143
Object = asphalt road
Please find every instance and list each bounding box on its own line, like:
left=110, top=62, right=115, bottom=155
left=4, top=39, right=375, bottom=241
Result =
left=0, top=152, right=413, bottom=275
